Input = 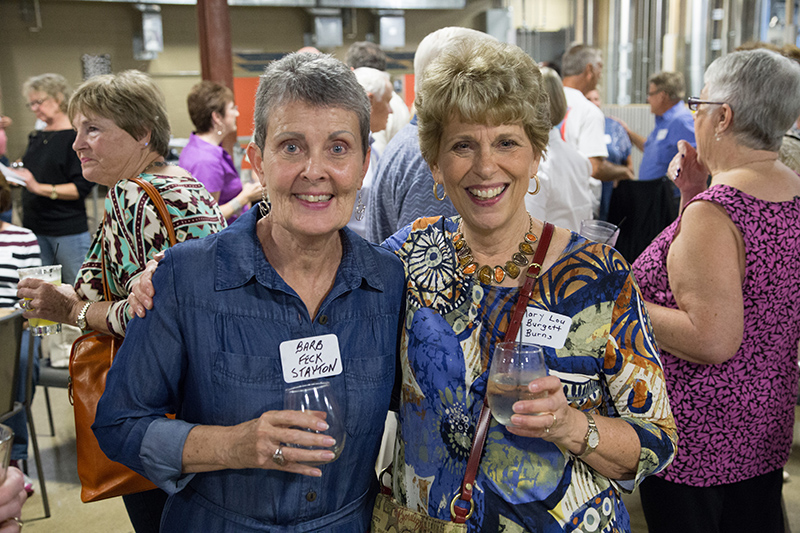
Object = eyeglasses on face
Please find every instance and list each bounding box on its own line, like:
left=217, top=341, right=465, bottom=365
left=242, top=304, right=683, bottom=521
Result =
left=687, top=96, right=725, bottom=112
left=26, top=97, right=50, bottom=110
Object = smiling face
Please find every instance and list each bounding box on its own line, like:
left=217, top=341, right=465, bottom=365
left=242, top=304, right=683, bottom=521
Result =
left=248, top=100, right=368, bottom=242
left=72, top=111, right=149, bottom=187
left=431, top=117, right=539, bottom=236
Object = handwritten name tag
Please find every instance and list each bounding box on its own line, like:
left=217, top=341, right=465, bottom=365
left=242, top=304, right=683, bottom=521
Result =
left=656, top=128, right=668, bottom=141
left=516, top=308, right=572, bottom=349
left=280, top=334, right=342, bottom=383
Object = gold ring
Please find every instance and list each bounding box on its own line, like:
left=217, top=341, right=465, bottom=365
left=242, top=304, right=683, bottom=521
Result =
left=271, top=445, right=286, bottom=466
left=545, top=412, right=556, bottom=433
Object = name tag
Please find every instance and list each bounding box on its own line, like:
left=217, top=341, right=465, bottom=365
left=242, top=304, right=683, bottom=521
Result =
left=280, top=334, right=342, bottom=383
left=656, top=128, right=668, bottom=141
left=516, top=308, right=572, bottom=349
left=604, top=134, right=612, bottom=145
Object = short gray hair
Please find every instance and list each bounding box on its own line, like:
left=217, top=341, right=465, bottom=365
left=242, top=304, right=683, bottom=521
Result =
left=22, top=73, right=72, bottom=113
left=561, top=45, right=602, bottom=77
left=649, top=71, right=685, bottom=101
left=705, top=49, right=800, bottom=151
left=345, top=41, right=387, bottom=70
left=413, top=27, right=496, bottom=94
left=353, top=67, right=390, bottom=100
left=252, top=53, right=371, bottom=159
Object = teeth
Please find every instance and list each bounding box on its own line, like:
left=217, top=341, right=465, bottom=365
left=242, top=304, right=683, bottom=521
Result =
left=296, top=194, right=332, bottom=203
left=468, top=185, right=505, bottom=199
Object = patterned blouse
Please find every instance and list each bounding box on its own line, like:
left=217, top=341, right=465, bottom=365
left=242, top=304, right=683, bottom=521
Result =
left=384, top=216, right=677, bottom=533
left=632, top=185, right=800, bottom=486
left=74, top=172, right=226, bottom=336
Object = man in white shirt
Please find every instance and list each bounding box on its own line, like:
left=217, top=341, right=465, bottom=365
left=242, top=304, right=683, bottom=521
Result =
left=561, top=45, right=633, bottom=213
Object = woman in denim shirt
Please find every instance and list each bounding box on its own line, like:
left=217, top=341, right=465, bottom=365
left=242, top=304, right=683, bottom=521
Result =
left=93, top=53, right=404, bottom=532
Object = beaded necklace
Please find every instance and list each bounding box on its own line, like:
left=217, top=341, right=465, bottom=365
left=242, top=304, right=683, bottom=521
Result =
left=452, top=215, right=538, bottom=285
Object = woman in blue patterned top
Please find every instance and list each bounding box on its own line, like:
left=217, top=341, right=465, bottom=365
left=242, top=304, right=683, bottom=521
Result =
left=381, top=37, right=677, bottom=532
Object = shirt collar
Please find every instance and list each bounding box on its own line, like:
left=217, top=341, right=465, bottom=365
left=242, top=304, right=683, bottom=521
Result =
left=658, top=100, right=687, bottom=122
left=214, top=207, right=386, bottom=293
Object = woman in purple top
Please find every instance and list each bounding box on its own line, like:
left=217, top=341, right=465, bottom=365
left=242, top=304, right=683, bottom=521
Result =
left=179, top=81, right=260, bottom=222
left=632, top=49, right=800, bottom=533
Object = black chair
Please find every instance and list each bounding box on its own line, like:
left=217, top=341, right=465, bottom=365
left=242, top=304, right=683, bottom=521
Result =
left=0, top=310, right=50, bottom=518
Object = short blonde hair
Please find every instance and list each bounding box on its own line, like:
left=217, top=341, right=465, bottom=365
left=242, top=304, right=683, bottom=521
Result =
left=22, top=73, right=72, bottom=113
left=68, top=70, right=171, bottom=158
left=417, top=38, right=550, bottom=166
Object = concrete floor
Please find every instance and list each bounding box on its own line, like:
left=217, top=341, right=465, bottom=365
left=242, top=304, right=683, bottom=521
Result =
left=16, top=388, right=800, bottom=532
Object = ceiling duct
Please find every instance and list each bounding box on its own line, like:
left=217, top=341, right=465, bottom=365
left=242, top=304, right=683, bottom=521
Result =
left=76, top=0, right=465, bottom=9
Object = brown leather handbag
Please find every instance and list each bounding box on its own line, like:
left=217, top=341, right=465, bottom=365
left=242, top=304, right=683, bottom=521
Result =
left=69, top=177, right=177, bottom=503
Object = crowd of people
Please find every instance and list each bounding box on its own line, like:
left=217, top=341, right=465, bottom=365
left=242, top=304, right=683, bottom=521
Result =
left=0, top=26, right=799, bottom=533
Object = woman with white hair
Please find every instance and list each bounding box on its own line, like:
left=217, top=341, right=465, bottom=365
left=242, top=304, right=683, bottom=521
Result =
left=633, top=48, right=800, bottom=532
left=346, top=67, right=392, bottom=237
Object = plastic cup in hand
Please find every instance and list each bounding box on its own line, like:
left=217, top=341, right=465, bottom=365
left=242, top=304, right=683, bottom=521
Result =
left=0, top=424, right=13, bottom=484
left=18, top=264, right=62, bottom=336
left=284, top=381, right=346, bottom=464
left=580, top=219, right=620, bottom=246
left=487, top=342, right=549, bottom=426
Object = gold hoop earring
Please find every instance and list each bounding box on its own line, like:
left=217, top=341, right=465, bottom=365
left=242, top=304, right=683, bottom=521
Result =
left=433, top=181, right=447, bottom=201
left=527, top=174, right=540, bottom=195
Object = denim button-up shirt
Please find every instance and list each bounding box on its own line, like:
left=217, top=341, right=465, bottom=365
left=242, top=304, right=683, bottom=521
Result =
left=94, top=207, right=404, bottom=532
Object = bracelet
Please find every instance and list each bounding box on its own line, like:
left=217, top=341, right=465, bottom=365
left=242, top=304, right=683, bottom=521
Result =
left=76, top=301, right=93, bottom=330
left=228, top=198, right=243, bottom=213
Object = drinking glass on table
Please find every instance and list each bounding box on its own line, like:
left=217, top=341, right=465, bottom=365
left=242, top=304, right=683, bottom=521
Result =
left=580, top=219, right=620, bottom=246
left=0, top=425, right=13, bottom=485
left=17, top=265, right=62, bottom=336
left=487, top=342, right=549, bottom=426
left=284, top=381, right=346, bottom=464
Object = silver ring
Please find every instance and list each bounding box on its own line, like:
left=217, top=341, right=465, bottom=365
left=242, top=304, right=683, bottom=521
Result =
left=20, top=300, right=32, bottom=311
left=3, top=517, right=23, bottom=530
left=272, top=445, right=286, bottom=467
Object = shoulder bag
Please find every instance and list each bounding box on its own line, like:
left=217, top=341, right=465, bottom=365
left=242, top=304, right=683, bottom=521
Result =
left=69, top=176, right=177, bottom=503
left=371, top=222, right=555, bottom=532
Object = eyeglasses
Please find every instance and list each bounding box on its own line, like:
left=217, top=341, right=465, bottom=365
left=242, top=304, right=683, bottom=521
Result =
left=647, top=90, right=663, bottom=97
left=687, top=97, right=725, bottom=112
left=26, top=97, right=50, bottom=110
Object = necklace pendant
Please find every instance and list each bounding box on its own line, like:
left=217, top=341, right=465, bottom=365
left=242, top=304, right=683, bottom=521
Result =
left=524, top=232, right=538, bottom=243
left=519, top=242, right=535, bottom=255
left=504, top=261, right=521, bottom=278
left=512, top=252, right=529, bottom=266
left=493, top=266, right=506, bottom=283
left=459, top=253, right=474, bottom=268
left=477, top=265, right=493, bottom=285
left=463, top=261, right=478, bottom=275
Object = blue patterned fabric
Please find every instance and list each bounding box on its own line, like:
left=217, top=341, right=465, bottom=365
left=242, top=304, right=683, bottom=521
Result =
left=383, top=216, right=677, bottom=533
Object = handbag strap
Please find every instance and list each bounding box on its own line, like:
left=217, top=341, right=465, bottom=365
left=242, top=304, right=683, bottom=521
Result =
left=98, top=175, right=177, bottom=357
left=451, top=221, right=555, bottom=524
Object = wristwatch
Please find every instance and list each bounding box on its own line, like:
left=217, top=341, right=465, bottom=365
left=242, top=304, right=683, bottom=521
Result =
left=76, top=301, right=93, bottom=330
left=49, top=184, right=58, bottom=200
left=578, top=412, right=600, bottom=458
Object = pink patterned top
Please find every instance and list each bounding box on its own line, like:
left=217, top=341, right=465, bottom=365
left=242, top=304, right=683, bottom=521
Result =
left=632, top=184, right=800, bottom=486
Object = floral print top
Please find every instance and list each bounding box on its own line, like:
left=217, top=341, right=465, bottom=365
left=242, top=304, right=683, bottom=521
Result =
left=75, top=172, right=225, bottom=336
left=384, top=216, right=677, bottom=533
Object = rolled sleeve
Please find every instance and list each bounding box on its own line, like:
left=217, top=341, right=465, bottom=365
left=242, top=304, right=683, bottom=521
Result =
left=141, top=418, right=198, bottom=494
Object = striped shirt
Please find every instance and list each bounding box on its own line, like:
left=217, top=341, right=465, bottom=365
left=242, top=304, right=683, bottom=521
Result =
left=0, top=225, right=41, bottom=308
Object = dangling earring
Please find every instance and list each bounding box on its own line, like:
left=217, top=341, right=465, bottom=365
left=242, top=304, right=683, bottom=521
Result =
left=433, top=181, right=447, bottom=201
left=715, top=132, right=721, bottom=142
left=259, top=187, right=271, bottom=217
left=217, top=129, right=224, bottom=136
left=354, top=189, right=366, bottom=221
left=527, top=174, right=540, bottom=195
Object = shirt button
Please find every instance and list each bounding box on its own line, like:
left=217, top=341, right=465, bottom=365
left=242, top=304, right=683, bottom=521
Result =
left=306, top=491, right=317, bottom=502
left=318, top=315, right=328, bottom=325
